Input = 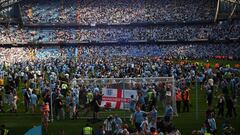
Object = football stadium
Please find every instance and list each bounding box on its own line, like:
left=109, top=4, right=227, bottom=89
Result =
left=0, top=0, right=240, bottom=134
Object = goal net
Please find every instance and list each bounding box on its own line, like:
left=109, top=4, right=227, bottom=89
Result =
left=75, top=77, right=177, bottom=117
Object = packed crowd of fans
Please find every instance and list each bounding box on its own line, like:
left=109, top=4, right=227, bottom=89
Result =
left=77, top=44, right=240, bottom=64
left=0, top=0, right=239, bottom=134
left=0, top=48, right=31, bottom=64
left=0, top=20, right=240, bottom=43
left=0, top=44, right=239, bottom=64
left=0, top=45, right=239, bottom=134
left=21, top=0, right=215, bottom=24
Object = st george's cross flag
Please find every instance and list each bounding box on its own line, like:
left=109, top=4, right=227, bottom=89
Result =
left=101, top=88, right=137, bottom=110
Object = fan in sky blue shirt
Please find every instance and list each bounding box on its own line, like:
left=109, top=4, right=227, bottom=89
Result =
left=208, top=117, right=217, bottom=132
left=164, top=105, right=173, bottom=118
left=134, top=111, right=145, bottom=124
left=30, top=93, right=38, bottom=105
left=150, top=107, right=158, bottom=120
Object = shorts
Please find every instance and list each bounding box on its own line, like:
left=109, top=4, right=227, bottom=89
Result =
left=135, top=122, right=141, bottom=131
left=43, top=115, right=49, bottom=122
left=42, top=113, right=49, bottom=123
left=12, top=103, right=17, bottom=110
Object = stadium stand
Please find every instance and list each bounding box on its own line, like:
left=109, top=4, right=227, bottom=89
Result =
left=0, top=0, right=239, bottom=135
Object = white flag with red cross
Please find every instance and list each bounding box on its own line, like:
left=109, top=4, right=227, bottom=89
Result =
left=101, top=88, right=137, bottom=110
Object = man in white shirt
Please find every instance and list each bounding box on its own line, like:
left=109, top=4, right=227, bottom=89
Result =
left=103, top=115, right=114, bottom=135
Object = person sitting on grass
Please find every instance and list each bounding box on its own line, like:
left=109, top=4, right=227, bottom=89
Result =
left=222, top=120, right=235, bottom=135
left=119, top=124, right=130, bottom=135
left=206, top=112, right=217, bottom=135
left=194, top=123, right=208, bottom=135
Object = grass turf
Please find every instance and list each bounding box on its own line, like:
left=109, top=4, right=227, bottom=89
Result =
left=1, top=83, right=239, bottom=135
left=0, top=59, right=240, bottom=135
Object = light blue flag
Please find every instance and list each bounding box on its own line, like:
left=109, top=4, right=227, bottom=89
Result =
left=24, top=125, right=42, bottom=135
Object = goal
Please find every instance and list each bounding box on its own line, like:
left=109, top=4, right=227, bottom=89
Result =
left=74, top=77, right=178, bottom=117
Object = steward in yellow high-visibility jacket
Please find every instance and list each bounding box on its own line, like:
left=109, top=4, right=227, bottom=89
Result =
left=82, top=124, right=95, bottom=135
left=86, top=91, right=94, bottom=104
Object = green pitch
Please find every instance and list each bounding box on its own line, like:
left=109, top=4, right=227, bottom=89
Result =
left=0, top=59, right=240, bottom=135
left=1, top=86, right=239, bottom=135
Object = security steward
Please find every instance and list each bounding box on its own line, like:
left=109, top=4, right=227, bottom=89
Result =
left=183, top=88, right=190, bottom=112
left=82, top=124, right=95, bottom=135
left=175, top=89, right=182, bottom=113
left=86, top=90, right=94, bottom=105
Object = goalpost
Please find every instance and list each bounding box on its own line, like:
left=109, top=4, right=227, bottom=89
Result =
left=50, top=77, right=178, bottom=122
left=77, top=77, right=177, bottom=116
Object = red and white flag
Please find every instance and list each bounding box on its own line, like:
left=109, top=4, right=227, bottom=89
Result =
left=101, top=88, right=137, bottom=110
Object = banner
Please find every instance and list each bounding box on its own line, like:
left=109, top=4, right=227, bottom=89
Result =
left=24, top=125, right=42, bottom=135
left=101, top=88, right=137, bottom=110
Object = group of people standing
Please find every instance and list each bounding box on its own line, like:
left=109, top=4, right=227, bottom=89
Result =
left=0, top=46, right=239, bottom=135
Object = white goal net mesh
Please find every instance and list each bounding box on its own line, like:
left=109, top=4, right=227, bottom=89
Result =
left=75, top=77, right=177, bottom=117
